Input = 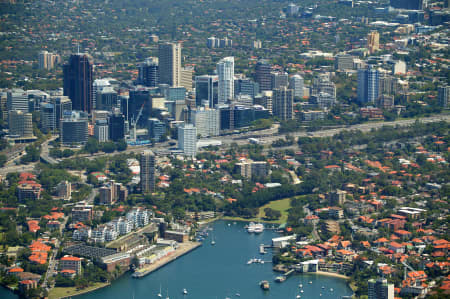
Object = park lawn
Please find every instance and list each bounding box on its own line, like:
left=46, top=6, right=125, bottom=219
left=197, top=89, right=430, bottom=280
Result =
left=258, top=197, right=291, bottom=223
left=48, top=282, right=109, bottom=299
left=222, top=197, right=292, bottom=224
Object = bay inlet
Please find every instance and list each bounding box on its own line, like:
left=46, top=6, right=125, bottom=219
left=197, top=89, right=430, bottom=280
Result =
left=76, top=220, right=353, bottom=299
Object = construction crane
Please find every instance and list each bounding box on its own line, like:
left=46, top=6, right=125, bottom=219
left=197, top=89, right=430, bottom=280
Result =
left=129, top=104, right=144, bottom=143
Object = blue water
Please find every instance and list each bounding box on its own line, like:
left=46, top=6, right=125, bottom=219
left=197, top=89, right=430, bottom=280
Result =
left=0, top=220, right=353, bottom=299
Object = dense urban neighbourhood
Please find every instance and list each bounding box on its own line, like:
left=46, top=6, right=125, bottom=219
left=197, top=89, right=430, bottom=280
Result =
left=0, top=0, right=449, bottom=298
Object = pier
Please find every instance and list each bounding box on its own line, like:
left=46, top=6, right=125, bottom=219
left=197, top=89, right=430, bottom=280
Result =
left=259, top=244, right=273, bottom=254
left=284, top=269, right=295, bottom=277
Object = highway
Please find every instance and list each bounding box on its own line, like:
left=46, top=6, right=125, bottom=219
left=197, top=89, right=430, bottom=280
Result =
left=0, top=114, right=448, bottom=176
left=221, top=114, right=450, bottom=146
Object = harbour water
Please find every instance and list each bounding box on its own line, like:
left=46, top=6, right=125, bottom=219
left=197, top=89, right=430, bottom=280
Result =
left=0, top=220, right=353, bottom=298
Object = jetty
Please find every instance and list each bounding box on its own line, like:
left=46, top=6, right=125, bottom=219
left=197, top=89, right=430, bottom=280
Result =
left=132, top=242, right=201, bottom=278
left=260, top=244, right=272, bottom=254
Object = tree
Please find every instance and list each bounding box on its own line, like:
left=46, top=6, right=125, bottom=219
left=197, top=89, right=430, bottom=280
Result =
left=100, top=142, right=116, bottom=153
left=116, top=139, right=127, bottom=151
left=264, top=208, right=281, bottom=220
left=0, top=154, right=6, bottom=167
left=84, top=138, right=99, bottom=155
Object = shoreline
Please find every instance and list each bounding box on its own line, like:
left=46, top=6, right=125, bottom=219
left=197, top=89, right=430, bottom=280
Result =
left=314, top=270, right=350, bottom=280
left=49, top=282, right=110, bottom=299
left=132, top=241, right=202, bottom=278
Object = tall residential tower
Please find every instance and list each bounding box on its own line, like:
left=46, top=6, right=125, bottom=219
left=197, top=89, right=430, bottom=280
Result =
left=158, top=42, right=181, bottom=87
left=217, top=57, right=235, bottom=104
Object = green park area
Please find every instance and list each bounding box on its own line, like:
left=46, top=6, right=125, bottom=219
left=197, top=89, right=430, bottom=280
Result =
left=48, top=282, right=109, bottom=299
left=223, top=197, right=292, bottom=224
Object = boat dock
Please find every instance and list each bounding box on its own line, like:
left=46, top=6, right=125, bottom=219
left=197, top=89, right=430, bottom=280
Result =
left=259, top=244, right=273, bottom=254
left=132, top=242, right=202, bottom=278
left=284, top=269, right=295, bottom=277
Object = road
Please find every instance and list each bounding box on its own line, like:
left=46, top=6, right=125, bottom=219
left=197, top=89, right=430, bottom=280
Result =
left=0, top=115, right=448, bottom=176
left=221, top=114, right=450, bottom=146
left=39, top=135, right=59, bottom=164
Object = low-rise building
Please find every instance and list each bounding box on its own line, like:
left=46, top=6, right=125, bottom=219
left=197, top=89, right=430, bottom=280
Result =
left=164, top=230, right=189, bottom=243
left=59, top=256, right=82, bottom=275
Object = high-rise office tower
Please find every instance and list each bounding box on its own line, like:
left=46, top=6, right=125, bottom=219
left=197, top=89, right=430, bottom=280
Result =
left=217, top=57, right=235, bottom=104
left=195, top=75, right=218, bottom=108
left=94, top=119, right=109, bottom=142
left=40, top=103, right=56, bottom=133
left=51, top=96, right=72, bottom=131
left=271, top=72, right=289, bottom=90
left=108, top=110, right=125, bottom=141
left=289, top=74, right=304, bottom=98
left=181, top=67, right=194, bottom=92
left=358, top=66, right=380, bottom=103
left=63, top=54, right=93, bottom=113
left=273, top=87, right=294, bottom=120
left=438, top=86, right=449, bottom=108
left=128, top=88, right=153, bottom=127
left=312, top=75, right=336, bottom=99
left=368, top=31, right=380, bottom=54
left=7, top=90, right=29, bottom=112
left=8, top=110, right=33, bottom=137
left=97, top=87, right=118, bottom=112
left=335, top=54, right=354, bottom=71
left=140, top=150, right=155, bottom=193
left=378, top=74, right=399, bottom=96
left=178, top=124, right=197, bottom=156
left=190, top=108, right=220, bottom=137
left=138, top=58, right=159, bottom=87
left=93, top=79, right=112, bottom=110
left=390, top=0, right=425, bottom=10
left=60, top=111, right=89, bottom=145
left=368, top=278, right=394, bottom=299
left=234, top=78, right=260, bottom=99
left=255, top=60, right=272, bottom=91
left=148, top=118, right=166, bottom=142
left=158, top=42, right=181, bottom=87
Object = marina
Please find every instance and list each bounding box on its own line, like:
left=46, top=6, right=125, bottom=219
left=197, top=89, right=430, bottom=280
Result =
left=74, top=220, right=353, bottom=299
left=0, top=220, right=353, bottom=299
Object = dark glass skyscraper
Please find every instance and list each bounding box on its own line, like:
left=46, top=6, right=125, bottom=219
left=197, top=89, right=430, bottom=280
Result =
left=138, top=58, right=159, bottom=87
left=255, top=60, right=272, bottom=91
left=63, top=54, right=93, bottom=113
left=108, top=112, right=125, bottom=141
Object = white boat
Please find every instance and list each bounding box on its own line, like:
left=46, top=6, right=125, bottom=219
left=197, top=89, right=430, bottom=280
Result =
left=300, top=290, right=304, bottom=293
left=299, top=284, right=303, bottom=288
left=211, top=233, right=216, bottom=245
left=330, top=288, right=333, bottom=292
left=309, top=281, right=312, bottom=284
left=157, top=284, right=162, bottom=297
left=182, top=288, right=187, bottom=295
left=246, top=222, right=264, bottom=233
left=235, top=293, right=241, bottom=297
left=296, top=295, right=301, bottom=299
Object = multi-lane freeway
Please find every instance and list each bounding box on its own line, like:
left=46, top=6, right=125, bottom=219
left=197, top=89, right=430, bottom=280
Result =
left=0, top=114, right=448, bottom=176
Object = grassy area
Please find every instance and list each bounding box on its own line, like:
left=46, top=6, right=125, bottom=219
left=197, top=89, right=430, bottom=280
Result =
left=48, top=282, right=109, bottom=299
left=223, top=197, right=292, bottom=224
left=258, top=198, right=291, bottom=223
